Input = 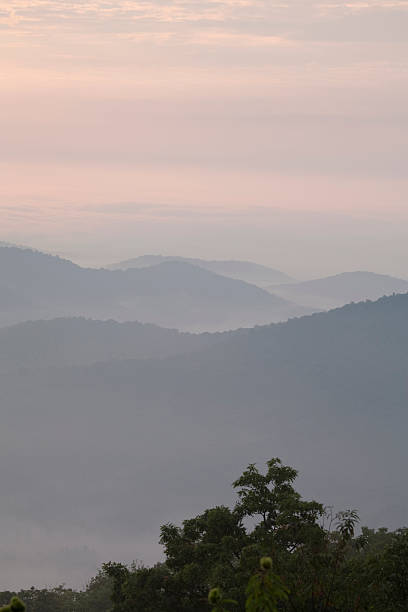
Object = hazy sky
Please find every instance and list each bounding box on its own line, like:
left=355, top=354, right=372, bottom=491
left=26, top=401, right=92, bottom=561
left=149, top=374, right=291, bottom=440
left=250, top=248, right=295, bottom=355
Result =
left=1, top=1, right=407, bottom=276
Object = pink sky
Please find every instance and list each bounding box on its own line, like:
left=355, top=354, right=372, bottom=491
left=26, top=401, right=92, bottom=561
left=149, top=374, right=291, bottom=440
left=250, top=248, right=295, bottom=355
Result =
left=1, top=1, right=407, bottom=275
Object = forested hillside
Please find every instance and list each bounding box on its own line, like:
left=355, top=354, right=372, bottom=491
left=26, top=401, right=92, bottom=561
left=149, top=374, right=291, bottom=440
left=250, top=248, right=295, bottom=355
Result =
left=0, top=318, right=221, bottom=371
left=0, top=293, right=406, bottom=586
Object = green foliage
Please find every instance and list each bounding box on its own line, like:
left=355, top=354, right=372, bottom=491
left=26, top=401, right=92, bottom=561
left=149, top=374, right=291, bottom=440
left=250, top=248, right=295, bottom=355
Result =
left=100, top=458, right=333, bottom=610
left=78, top=570, right=113, bottom=611
left=364, top=528, right=408, bottom=611
left=0, top=573, right=112, bottom=612
left=15, top=586, right=78, bottom=612
left=0, top=597, right=26, bottom=612
left=102, top=562, right=130, bottom=612
left=2, top=457, right=407, bottom=612
left=245, top=557, right=288, bottom=612
left=96, top=458, right=408, bottom=611
left=208, top=587, right=237, bottom=612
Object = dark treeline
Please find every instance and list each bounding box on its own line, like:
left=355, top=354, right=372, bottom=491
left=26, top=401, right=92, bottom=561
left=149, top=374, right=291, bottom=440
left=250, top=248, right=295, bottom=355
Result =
left=1, top=458, right=407, bottom=612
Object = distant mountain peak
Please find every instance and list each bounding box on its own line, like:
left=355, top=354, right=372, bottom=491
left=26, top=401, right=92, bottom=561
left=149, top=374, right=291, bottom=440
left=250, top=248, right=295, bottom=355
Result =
left=106, top=254, right=294, bottom=287
left=269, top=270, right=408, bottom=311
left=0, top=246, right=308, bottom=332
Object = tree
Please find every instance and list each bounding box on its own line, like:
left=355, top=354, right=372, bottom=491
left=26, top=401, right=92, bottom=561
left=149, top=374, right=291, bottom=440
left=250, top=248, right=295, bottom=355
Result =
left=365, top=528, right=408, bottom=611
left=115, top=457, right=398, bottom=611
left=0, top=597, right=25, bottom=612
left=7, top=457, right=402, bottom=611
left=77, top=569, right=113, bottom=611
left=110, top=457, right=354, bottom=611
left=102, top=562, right=130, bottom=612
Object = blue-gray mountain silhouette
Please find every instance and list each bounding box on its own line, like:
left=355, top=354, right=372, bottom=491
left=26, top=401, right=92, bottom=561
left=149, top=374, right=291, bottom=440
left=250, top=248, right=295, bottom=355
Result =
left=0, top=292, right=407, bottom=584
left=0, top=246, right=307, bottom=331
left=107, top=254, right=293, bottom=287
left=270, top=270, right=408, bottom=309
left=0, top=317, right=224, bottom=372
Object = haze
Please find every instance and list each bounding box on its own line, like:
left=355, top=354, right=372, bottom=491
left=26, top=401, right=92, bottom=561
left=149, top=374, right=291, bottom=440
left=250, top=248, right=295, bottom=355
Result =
left=1, top=1, right=408, bottom=276
left=0, top=0, right=408, bottom=602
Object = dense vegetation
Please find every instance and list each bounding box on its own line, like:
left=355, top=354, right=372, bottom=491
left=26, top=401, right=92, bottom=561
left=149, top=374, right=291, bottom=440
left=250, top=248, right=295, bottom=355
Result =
left=1, top=458, right=407, bottom=611
left=0, top=597, right=26, bottom=612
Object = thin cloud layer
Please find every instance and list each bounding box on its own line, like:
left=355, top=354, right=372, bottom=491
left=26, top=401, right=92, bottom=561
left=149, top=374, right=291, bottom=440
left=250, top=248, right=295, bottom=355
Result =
left=1, top=0, right=407, bottom=274
left=1, top=1, right=408, bottom=43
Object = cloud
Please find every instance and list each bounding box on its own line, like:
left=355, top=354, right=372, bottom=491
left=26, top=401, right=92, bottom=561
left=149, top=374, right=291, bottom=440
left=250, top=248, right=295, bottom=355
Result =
left=1, top=0, right=407, bottom=267
left=299, top=5, right=408, bottom=42
left=1, top=0, right=405, bottom=44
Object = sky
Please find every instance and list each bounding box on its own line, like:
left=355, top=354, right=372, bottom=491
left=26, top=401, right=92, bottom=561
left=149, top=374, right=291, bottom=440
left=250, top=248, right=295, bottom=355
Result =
left=1, top=1, right=408, bottom=277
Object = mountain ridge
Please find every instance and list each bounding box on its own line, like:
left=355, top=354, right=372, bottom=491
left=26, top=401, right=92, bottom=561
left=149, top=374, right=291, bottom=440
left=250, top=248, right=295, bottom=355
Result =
left=0, top=246, right=308, bottom=331
left=0, top=317, right=227, bottom=372
left=1, top=291, right=407, bottom=585
left=107, top=254, right=294, bottom=286
left=269, top=270, right=408, bottom=310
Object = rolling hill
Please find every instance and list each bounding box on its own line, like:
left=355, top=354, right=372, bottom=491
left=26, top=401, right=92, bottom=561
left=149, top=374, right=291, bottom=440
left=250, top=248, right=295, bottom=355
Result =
left=0, top=293, right=407, bottom=584
left=0, top=246, right=307, bottom=331
left=0, top=317, right=223, bottom=372
left=269, top=271, right=408, bottom=310
left=107, top=254, right=293, bottom=287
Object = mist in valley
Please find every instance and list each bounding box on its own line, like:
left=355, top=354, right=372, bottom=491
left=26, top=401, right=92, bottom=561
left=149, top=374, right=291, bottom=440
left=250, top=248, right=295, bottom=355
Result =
left=1, top=0, right=408, bottom=609
left=0, top=243, right=407, bottom=595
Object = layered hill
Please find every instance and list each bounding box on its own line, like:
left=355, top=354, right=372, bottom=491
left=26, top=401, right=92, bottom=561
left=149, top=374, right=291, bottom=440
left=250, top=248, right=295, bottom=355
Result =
left=1, top=293, right=407, bottom=583
left=107, top=254, right=293, bottom=287
left=0, top=317, right=223, bottom=372
left=270, top=271, right=408, bottom=310
left=0, top=247, right=306, bottom=331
